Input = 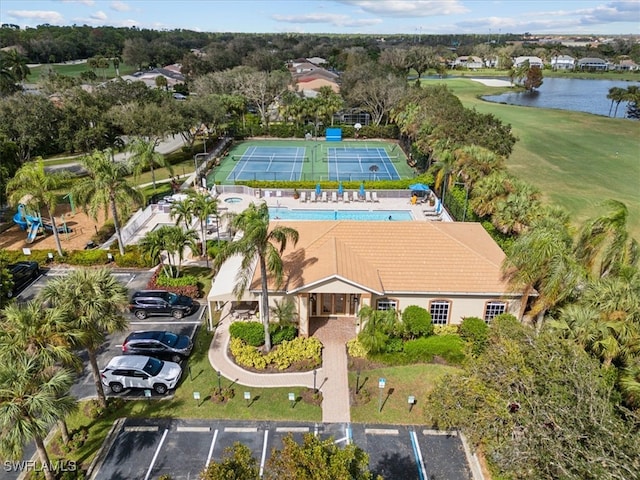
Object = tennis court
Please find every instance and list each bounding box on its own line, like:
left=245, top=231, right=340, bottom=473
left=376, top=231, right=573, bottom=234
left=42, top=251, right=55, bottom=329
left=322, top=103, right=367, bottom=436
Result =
left=212, top=140, right=412, bottom=184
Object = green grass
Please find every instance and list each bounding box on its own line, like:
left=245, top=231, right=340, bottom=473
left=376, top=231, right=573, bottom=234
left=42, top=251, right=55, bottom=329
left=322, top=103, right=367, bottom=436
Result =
left=349, top=363, right=459, bottom=424
left=26, top=61, right=138, bottom=83
left=421, top=77, right=640, bottom=241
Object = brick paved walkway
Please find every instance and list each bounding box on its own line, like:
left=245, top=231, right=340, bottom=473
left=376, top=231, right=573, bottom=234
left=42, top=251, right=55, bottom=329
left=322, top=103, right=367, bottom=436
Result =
left=208, top=307, right=356, bottom=423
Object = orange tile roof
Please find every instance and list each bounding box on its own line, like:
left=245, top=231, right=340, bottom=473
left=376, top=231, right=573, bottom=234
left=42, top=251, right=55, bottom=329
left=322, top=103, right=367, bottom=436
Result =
left=252, top=221, right=512, bottom=295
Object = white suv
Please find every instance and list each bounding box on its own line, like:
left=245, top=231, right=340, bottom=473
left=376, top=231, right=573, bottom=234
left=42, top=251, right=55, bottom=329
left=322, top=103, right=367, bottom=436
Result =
left=101, top=355, right=182, bottom=395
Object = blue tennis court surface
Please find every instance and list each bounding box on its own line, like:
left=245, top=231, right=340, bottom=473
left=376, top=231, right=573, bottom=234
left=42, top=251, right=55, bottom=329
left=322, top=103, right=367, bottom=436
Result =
left=327, top=147, right=400, bottom=181
left=227, top=146, right=307, bottom=181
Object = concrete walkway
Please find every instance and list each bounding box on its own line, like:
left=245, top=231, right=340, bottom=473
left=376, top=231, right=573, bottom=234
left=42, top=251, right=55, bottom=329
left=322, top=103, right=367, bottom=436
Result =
left=208, top=305, right=353, bottom=423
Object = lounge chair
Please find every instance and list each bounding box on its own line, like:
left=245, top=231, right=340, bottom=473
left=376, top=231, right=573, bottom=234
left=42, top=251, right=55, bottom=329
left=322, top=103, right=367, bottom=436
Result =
left=343, top=192, right=350, bottom=203
left=300, top=191, right=307, bottom=202
left=352, top=191, right=359, bottom=202
left=321, top=191, right=328, bottom=202
left=365, top=191, right=372, bottom=202
left=331, top=191, right=338, bottom=202
left=310, top=191, right=317, bottom=202
left=372, top=192, right=379, bottom=202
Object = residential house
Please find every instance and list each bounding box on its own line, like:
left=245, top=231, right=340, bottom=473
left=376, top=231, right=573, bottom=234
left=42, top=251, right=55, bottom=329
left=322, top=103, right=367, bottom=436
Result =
left=121, top=66, right=186, bottom=89
left=577, top=57, right=609, bottom=71
left=615, top=59, right=639, bottom=71
left=208, top=221, right=527, bottom=337
left=550, top=55, right=575, bottom=70
left=451, top=56, right=483, bottom=70
left=513, top=56, right=544, bottom=68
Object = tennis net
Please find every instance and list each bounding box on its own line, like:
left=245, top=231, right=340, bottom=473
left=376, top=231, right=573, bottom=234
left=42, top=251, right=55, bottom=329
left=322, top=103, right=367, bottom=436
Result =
left=233, top=155, right=309, bottom=163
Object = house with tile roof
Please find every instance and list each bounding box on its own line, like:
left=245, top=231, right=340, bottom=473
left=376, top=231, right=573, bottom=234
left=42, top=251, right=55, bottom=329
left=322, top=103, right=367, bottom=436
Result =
left=577, top=57, right=609, bottom=71
left=208, top=220, right=526, bottom=337
left=551, top=55, right=575, bottom=71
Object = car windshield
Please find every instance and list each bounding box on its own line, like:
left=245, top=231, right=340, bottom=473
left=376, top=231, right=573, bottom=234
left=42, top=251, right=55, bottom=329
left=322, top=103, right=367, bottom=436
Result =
left=143, top=357, right=163, bottom=376
left=166, top=292, right=179, bottom=305
left=161, top=332, right=179, bottom=346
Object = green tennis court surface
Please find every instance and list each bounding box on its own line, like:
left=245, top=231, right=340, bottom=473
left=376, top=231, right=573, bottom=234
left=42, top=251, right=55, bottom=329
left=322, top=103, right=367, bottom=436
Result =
left=210, top=139, right=413, bottom=184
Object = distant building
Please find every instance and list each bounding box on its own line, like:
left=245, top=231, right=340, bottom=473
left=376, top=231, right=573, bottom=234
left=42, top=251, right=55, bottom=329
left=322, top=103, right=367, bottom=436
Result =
left=513, top=56, right=544, bottom=68
left=577, top=57, right=609, bottom=71
left=550, top=55, right=575, bottom=71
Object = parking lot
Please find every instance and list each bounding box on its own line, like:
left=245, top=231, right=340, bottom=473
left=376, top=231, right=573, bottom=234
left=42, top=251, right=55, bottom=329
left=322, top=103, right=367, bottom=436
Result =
left=14, top=267, right=204, bottom=400
left=91, top=419, right=472, bottom=480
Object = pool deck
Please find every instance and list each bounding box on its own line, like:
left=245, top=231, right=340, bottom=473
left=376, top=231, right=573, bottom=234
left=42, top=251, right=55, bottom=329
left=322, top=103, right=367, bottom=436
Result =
left=124, top=188, right=448, bottom=248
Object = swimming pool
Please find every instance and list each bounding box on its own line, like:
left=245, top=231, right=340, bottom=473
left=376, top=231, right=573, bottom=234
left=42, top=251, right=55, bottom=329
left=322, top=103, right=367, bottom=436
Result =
left=269, top=208, right=414, bottom=221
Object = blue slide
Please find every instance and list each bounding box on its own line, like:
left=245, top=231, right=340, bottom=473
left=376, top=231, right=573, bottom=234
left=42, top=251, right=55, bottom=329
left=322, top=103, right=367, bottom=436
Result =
left=13, top=210, right=28, bottom=230
left=26, top=219, right=41, bottom=243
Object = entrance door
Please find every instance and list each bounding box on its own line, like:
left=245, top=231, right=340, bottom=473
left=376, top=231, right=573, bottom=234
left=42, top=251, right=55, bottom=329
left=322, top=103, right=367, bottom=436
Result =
left=334, top=294, right=346, bottom=314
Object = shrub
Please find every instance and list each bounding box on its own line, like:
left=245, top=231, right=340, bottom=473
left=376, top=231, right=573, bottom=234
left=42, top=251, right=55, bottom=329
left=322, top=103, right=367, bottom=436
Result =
left=146, top=265, right=200, bottom=298
left=401, top=305, right=434, bottom=339
left=266, top=337, right=323, bottom=370
left=229, top=337, right=267, bottom=369
left=403, top=335, right=465, bottom=364
left=270, top=324, right=297, bottom=345
left=459, top=317, right=489, bottom=356
left=346, top=338, right=367, bottom=358
left=66, top=249, right=109, bottom=265
left=383, top=337, right=404, bottom=353
left=229, top=321, right=265, bottom=346
left=433, top=324, right=459, bottom=336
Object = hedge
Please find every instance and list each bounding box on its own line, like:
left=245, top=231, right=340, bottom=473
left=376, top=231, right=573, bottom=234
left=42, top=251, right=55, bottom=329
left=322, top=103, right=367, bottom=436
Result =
left=229, top=321, right=264, bottom=347
left=403, top=335, right=465, bottom=364
left=146, top=265, right=201, bottom=298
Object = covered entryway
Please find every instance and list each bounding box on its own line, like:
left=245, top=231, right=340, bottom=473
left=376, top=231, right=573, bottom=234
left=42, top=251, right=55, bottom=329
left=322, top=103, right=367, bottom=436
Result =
left=310, top=293, right=361, bottom=316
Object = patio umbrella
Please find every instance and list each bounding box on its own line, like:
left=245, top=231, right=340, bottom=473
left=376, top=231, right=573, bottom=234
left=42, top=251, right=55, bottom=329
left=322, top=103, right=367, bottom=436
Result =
left=337, top=182, right=344, bottom=195
left=359, top=182, right=365, bottom=198
left=409, top=183, right=430, bottom=192
left=316, top=183, right=321, bottom=195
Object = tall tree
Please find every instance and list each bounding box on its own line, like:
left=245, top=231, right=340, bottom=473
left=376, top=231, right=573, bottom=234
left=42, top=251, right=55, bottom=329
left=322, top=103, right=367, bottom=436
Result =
left=2, top=49, right=30, bottom=83
left=189, top=190, right=219, bottom=258
left=0, top=353, right=76, bottom=480
left=72, top=149, right=143, bottom=256
left=6, top=159, right=69, bottom=256
left=128, top=137, right=173, bottom=191
left=138, top=225, right=199, bottom=278
left=40, top=268, right=129, bottom=409
left=214, top=203, right=299, bottom=352
left=607, top=86, right=626, bottom=117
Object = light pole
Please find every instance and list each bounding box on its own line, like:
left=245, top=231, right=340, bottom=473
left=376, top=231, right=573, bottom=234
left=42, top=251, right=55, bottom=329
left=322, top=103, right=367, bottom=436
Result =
left=378, top=378, right=386, bottom=412
left=313, top=368, right=317, bottom=393
left=194, top=152, right=207, bottom=185
left=217, top=370, right=221, bottom=393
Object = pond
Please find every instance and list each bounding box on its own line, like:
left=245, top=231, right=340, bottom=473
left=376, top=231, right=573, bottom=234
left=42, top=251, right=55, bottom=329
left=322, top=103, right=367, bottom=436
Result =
left=482, top=77, right=640, bottom=118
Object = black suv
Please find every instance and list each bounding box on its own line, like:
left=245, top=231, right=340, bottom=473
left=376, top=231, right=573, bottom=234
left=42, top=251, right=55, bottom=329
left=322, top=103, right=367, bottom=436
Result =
left=128, top=290, right=195, bottom=320
left=122, top=330, right=193, bottom=363
left=5, top=261, right=40, bottom=298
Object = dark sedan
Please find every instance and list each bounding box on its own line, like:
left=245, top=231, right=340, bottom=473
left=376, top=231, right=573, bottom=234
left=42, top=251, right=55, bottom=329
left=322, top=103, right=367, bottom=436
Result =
left=5, top=261, right=40, bottom=298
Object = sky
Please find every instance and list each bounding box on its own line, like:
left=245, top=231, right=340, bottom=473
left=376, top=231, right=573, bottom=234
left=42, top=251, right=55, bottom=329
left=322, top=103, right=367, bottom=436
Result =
left=1, top=0, right=638, bottom=36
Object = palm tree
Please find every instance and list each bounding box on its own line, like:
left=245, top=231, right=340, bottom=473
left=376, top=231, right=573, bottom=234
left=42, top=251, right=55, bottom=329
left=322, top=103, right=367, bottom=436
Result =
left=574, top=199, right=638, bottom=278
left=607, top=87, right=626, bottom=117
left=453, top=145, right=505, bottom=189
left=502, top=213, right=585, bottom=325
left=128, top=137, right=173, bottom=191
left=2, top=49, right=30, bottom=83
left=189, top=190, right=219, bottom=258
left=139, top=225, right=199, bottom=278
left=0, top=300, right=83, bottom=370
left=0, top=353, right=76, bottom=480
left=40, top=268, right=129, bottom=409
left=170, top=197, right=195, bottom=230
left=72, top=149, right=144, bottom=256
left=214, top=203, right=299, bottom=352
left=6, top=159, right=69, bottom=256
left=356, top=305, right=397, bottom=354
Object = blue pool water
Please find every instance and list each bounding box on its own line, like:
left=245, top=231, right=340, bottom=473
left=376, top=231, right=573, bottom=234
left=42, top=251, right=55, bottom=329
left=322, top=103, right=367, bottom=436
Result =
left=269, top=208, right=414, bottom=221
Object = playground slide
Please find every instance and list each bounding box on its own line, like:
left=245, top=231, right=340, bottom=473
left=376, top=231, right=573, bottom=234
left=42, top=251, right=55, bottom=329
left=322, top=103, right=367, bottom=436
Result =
left=13, top=210, right=28, bottom=230
left=26, top=219, right=41, bottom=243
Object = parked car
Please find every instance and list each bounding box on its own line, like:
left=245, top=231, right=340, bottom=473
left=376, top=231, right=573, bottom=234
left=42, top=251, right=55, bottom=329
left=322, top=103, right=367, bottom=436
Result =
left=122, top=330, right=193, bottom=363
left=128, top=290, right=195, bottom=320
left=4, top=261, right=40, bottom=298
left=100, top=355, right=182, bottom=395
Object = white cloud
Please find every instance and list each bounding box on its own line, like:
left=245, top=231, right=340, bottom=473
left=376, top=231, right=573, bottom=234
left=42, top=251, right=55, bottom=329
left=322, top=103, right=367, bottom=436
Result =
left=272, top=12, right=382, bottom=28
left=90, top=10, right=108, bottom=21
left=61, top=0, right=96, bottom=5
left=7, top=10, right=65, bottom=25
left=337, top=0, right=469, bottom=17
left=110, top=1, right=131, bottom=13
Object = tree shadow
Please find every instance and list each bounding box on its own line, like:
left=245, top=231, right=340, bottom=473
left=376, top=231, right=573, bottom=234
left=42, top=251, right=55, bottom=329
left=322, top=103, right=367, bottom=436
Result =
left=372, top=451, right=417, bottom=480
left=248, top=394, right=260, bottom=408
left=381, top=387, right=394, bottom=411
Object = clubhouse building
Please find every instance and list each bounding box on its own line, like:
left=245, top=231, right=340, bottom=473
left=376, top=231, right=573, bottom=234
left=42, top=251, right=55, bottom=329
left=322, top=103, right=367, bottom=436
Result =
left=208, top=220, right=526, bottom=336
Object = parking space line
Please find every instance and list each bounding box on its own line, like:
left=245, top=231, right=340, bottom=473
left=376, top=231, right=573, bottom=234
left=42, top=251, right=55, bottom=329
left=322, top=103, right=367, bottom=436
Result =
left=275, top=427, right=309, bottom=433
left=124, top=426, right=159, bottom=432
left=129, top=321, right=201, bottom=326
left=422, top=429, right=457, bottom=436
left=259, top=429, right=269, bottom=478
left=410, top=430, right=428, bottom=480
left=224, top=427, right=258, bottom=433
left=365, top=428, right=399, bottom=435
left=176, top=426, right=211, bottom=432
left=205, top=429, right=218, bottom=468
left=143, top=428, right=168, bottom=480
left=346, top=424, right=352, bottom=445
left=334, top=436, right=349, bottom=444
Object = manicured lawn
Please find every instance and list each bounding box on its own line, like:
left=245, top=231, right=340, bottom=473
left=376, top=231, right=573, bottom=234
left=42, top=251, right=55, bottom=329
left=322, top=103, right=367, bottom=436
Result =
left=349, top=363, right=459, bottom=425
left=421, top=78, right=640, bottom=241
left=26, top=61, right=138, bottom=83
